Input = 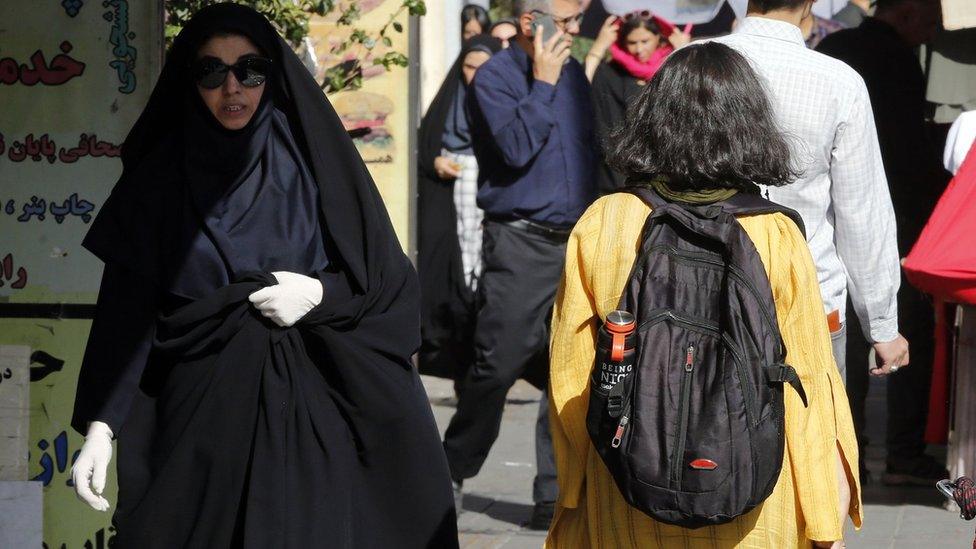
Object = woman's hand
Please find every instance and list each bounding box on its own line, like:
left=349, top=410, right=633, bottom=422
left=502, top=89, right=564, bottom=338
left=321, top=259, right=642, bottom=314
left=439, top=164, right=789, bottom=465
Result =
left=586, top=16, right=618, bottom=81
left=591, top=16, right=619, bottom=57
left=434, top=156, right=461, bottom=180
left=71, top=421, right=114, bottom=512
left=248, top=271, right=324, bottom=327
left=668, top=28, right=692, bottom=49
left=812, top=445, right=852, bottom=548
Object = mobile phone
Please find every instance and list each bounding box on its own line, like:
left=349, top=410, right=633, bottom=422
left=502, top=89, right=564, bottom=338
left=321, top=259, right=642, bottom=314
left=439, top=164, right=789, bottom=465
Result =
left=533, top=13, right=558, bottom=43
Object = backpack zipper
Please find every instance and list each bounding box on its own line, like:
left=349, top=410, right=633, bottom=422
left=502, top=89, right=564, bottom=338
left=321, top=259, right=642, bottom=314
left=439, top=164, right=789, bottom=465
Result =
left=611, top=407, right=630, bottom=448
left=647, top=245, right=724, bottom=268
left=727, top=264, right=785, bottom=359
left=637, top=309, right=719, bottom=334
left=648, top=245, right=785, bottom=360
left=672, top=344, right=695, bottom=485
left=614, top=312, right=714, bottom=455
left=722, top=333, right=759, bottom=426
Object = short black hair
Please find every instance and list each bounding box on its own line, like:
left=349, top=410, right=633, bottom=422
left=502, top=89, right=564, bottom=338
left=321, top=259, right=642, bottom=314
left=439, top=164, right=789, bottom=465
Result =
left=608, top=42, right=798, bottom=192
left=461, top=4, right=492, bottom=33
left=747, top=0, right=809, bottom=13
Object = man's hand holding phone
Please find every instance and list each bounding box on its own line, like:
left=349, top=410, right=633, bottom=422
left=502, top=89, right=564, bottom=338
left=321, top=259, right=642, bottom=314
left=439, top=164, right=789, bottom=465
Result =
left=533, top=23, right=572, bottom=86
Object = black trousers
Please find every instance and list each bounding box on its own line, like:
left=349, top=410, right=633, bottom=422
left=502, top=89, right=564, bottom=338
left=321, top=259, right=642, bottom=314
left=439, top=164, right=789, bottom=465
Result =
left=846, top=276, right=936, bottom=470
left=443, top=220, right=563, bottom=503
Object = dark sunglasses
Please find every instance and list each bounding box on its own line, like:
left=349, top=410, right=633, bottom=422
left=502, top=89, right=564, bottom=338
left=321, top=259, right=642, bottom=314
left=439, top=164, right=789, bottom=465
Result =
left=191, top=56, right=272, bottom=89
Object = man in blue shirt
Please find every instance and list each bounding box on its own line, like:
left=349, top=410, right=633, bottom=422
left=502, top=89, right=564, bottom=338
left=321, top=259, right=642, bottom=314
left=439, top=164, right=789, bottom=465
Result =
left=442, top=0, right=596, bottom=530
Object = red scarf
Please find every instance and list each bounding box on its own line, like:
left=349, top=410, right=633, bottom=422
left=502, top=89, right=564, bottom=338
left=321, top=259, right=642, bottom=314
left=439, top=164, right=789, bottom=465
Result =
left=610, top=41, right=673, bottom=81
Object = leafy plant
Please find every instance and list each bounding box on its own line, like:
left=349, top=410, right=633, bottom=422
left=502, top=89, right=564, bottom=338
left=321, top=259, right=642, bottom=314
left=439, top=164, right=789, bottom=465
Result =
left=489, top=0, right=514, bottom=22
left=319, top=0, right=425, bottom=93
left=164, top=0, right=426, bottom=94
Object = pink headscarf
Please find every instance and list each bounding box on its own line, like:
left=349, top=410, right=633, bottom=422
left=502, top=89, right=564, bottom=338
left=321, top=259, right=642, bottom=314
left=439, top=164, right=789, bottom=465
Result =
left=610, top=41, right=674, bottom=81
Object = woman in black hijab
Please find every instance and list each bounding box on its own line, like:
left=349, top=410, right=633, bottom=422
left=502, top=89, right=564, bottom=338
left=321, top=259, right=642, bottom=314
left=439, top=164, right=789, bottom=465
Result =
left=461, top=4, right=491, bottom=40
left=417, top=36, right=501, bottom=388
left=68, top=4, right=458, bottom=548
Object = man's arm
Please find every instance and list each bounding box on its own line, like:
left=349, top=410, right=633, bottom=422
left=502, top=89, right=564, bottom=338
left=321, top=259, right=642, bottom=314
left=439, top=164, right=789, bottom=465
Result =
left=470, top=55, right=564, bottom=170
left=829, top=78, right=901, bottom=344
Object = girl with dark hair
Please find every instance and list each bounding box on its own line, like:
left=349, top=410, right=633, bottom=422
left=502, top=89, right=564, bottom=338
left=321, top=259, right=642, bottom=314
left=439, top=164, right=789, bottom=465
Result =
left=547, top=42, right=859, bottom=548
left=461, top=4, right=492, bottom=40
left=68, top=4, right=458, bottom=547
left=417, top=35, right=502, bottom=387
left=588, top=11, right=690, bottom=195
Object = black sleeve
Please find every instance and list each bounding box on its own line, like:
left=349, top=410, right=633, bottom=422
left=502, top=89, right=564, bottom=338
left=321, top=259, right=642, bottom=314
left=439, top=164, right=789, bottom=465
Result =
left=591, top=65, right=629, bottom=195
left=71, top=262, right=157, bottom=436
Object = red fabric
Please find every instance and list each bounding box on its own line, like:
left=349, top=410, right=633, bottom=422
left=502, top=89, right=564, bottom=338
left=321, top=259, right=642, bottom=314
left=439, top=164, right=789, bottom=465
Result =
left=903, top=143, right=976, bottom=304
left=924, top=300, right=952, bottom=444
left=610, top=42, right=673, bottom=80
left=905, top=143, right=976, bottom=443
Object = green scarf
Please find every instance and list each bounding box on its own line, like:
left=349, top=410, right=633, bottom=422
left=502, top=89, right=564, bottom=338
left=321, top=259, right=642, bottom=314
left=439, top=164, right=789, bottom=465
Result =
left=643, top=177, right=739, bottom=204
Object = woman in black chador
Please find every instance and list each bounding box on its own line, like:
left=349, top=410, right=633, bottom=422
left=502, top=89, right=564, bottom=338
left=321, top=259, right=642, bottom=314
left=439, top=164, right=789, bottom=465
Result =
left=416, top=35, right=501, bottom=388
left=68, top=5, right=458, bottom=548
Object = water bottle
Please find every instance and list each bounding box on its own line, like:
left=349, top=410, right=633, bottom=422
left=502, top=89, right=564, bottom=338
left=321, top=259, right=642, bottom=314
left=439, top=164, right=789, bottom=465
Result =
left=594, top=310, right=637, bottom=393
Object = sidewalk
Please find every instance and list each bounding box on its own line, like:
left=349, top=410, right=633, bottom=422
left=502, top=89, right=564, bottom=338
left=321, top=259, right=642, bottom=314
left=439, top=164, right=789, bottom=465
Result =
left=423, top=375, right=975, bottom=548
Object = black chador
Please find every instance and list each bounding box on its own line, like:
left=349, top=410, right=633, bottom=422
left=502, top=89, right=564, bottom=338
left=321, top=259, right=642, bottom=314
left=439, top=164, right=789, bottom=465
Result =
left=73, top=4, right=458, bottom=547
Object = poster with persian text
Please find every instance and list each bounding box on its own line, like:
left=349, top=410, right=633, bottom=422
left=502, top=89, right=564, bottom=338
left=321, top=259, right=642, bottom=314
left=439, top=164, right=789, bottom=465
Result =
left=0, top=1, right=161, bottom=547
left=0, top=0, right=161, bottom=304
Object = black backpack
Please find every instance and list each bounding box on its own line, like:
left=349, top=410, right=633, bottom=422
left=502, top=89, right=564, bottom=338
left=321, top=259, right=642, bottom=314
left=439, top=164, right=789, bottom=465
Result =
left=586, top=186, right=810, bottom=528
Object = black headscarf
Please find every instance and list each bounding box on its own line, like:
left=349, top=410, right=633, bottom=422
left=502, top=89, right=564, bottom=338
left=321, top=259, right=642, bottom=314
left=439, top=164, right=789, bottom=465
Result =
left=418, top=35, right=502, bottom=180
left=416, top=35, right=503, bottom=381
left=167, top=86, right=329, bottom=297
left=82, top=5, right=457, bottom=547
left=440, top=37, right=502, bottom=154
left=85, top=3, right=397, bottom=302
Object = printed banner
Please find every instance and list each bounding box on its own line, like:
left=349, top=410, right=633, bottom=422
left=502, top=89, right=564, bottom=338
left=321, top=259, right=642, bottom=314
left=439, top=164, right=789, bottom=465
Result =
left=0, top=0, right=161, bottom=304
left=0, top=319, right=118, bottom=549
left=0, top=1, right=159, bottom=547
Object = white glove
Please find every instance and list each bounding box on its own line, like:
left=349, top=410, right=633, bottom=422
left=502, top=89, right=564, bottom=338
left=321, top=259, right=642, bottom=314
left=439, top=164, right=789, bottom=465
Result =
left=248, top=271, right=323, bottom=327
left=70, top=421, right=113, bottom=512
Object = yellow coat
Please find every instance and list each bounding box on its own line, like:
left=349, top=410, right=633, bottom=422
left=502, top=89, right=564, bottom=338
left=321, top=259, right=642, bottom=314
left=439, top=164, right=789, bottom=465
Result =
left=547, top=193, right=862, bottom=548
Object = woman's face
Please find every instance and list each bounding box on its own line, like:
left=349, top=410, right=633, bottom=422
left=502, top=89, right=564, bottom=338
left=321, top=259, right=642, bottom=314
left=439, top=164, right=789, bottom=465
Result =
left=462, top=50, right=491, bottom=85
left=463, top=19, right=483, bottom=40
left=196, top=34, right=265, bottom=131
left=625, top=26, right=661, bottom=62
left=491, top=23, right=518, bottom=48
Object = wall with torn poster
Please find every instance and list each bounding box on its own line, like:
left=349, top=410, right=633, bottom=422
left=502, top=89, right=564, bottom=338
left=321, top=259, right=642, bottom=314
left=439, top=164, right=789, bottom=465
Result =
left=0, top=1, right=162, bottom=547
left=307, top=1, right=417, bottom=252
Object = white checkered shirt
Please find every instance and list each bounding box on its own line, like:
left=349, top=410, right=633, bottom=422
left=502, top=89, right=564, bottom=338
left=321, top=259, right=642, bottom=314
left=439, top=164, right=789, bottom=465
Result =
left=713, top=17, right=901, bottom=343
left=442, top=150, right=484, bottom=291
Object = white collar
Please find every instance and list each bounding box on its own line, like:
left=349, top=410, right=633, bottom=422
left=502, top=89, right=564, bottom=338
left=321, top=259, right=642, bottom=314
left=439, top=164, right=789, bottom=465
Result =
left=735, top=16, right=806, bottom=46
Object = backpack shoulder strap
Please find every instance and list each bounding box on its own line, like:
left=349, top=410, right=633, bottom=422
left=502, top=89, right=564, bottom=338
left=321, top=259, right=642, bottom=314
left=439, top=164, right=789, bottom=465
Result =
left=623, top=185, right=806, bottom=240
left=622, top=185, right=667, bottom=210
left=722, top=192, right=807, bottom=240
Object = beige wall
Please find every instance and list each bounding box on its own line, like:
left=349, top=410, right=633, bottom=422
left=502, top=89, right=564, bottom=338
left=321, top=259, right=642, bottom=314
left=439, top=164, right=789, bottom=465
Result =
left=308, top=3, right=417, bottom=252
